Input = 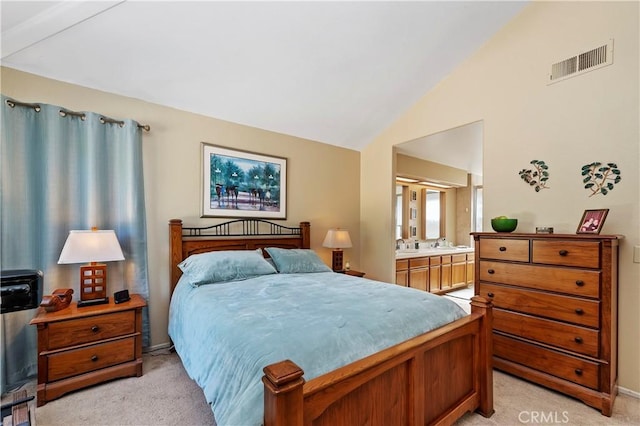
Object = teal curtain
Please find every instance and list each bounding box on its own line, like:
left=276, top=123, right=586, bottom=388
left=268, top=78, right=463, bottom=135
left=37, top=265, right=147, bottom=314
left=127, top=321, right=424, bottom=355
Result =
left=1, top=96, right=150, bottom=392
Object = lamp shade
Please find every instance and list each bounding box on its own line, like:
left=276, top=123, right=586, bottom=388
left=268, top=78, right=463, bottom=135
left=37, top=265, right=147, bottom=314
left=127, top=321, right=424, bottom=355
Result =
left=322, top=229, right=352, bottom=249
left=58, top=230, right=125, bottom=264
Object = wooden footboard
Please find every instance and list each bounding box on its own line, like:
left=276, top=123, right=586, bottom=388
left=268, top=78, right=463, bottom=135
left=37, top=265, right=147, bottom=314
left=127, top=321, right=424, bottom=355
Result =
left=263, top=296, right=493, bottom=426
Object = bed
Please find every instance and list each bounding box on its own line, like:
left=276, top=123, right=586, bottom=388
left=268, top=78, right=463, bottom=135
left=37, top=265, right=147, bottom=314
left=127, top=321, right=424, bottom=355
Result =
left=168, top=218, right=494, bottom=426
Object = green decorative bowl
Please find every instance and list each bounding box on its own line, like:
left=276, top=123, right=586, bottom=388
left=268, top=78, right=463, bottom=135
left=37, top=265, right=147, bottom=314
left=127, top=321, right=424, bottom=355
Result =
left=491, top=218, right=518, bottom=233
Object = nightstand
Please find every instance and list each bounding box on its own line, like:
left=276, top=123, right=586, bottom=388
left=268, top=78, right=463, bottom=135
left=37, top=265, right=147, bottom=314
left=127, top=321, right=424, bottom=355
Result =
left=29, top=293, right=146, bottom=406
left=343, top=270, right=365, bottom=277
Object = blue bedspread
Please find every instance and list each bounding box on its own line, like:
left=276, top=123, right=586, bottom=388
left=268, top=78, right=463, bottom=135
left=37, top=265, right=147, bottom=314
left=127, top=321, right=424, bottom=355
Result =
left=168, top=272, right=466, bottom=426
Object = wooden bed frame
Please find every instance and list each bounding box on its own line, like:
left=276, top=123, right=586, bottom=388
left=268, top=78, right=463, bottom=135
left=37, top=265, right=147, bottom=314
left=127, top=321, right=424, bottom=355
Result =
left=169, top=218, right=494, bottom=426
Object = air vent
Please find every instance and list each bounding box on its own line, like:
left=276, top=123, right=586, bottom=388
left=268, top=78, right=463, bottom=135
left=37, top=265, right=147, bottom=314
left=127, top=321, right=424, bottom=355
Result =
left=548, top=39, right=613, bottom=84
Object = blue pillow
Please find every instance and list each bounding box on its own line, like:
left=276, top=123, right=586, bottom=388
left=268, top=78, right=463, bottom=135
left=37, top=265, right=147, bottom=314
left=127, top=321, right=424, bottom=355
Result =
left=265, top=247, right=332, bottom=273
left=178, top=249, right=277, bottom=286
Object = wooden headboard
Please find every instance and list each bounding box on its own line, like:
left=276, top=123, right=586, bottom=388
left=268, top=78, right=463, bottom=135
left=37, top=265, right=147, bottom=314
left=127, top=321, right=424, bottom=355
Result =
left=169, top=219, right=310, bottom=295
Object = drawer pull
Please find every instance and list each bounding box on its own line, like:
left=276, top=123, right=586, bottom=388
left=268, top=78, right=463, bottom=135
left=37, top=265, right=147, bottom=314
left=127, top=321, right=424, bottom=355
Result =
left=91, top=355, right=98, bottom=362
left=574, top=369, right=583, bottom=376
left=91, top=325, right=99, bottom=333
left=575, top=308, right=584, bottom=315
left=499, top=246, right=507, bottom=252
left=575, top=280, right=585, bottom=287
left=487, top=269, right=495, bottom=274
left=487, top=292, right=494, bottom=298
left=559, top=249, right=569, bottom=256
left=574, top=336, right=583, bottom=344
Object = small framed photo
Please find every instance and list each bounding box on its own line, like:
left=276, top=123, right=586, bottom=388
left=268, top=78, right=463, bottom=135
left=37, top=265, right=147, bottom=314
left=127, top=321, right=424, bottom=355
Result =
left=576, top=209, right=609, bottom=234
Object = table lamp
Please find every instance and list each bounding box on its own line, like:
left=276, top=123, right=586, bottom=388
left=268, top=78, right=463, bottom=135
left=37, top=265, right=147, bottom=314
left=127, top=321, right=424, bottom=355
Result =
left=58, top=228, right=124, bottom=307
left=322, top=228, right=352, bottom=272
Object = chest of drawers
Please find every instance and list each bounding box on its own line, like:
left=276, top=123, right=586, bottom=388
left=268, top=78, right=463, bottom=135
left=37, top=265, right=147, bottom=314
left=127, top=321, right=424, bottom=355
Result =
left=30, top=294, right=146, bottom=406
left=472, top=233, right=621, bottom=416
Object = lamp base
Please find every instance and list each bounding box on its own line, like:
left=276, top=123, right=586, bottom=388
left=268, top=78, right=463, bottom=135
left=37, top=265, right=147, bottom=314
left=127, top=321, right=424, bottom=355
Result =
left=77, top=297, right=109, bottom=308
left=80, top=263, right=108, bottom=301
left=331, top=249, right=344, bottom=272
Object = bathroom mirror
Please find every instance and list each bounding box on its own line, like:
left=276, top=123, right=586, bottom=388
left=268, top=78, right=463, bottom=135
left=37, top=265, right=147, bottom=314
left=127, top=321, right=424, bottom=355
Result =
left=395, top=121, right=483, bottom=246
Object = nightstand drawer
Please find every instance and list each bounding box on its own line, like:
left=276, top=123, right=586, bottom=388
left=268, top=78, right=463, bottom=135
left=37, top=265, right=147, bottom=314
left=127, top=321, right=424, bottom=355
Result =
left=479, top=238, right=529, bottom=262
left=47, top=337, right=135, bottom=381
left=493, top=309, right=599, bottom=357
left=479, top=261, right=600, bottom=298
left=479, top=283, right=599, bottom=328
left=532, top=240, right=601, bottom=268
left=48, top=311, right=135, bottom=350
left=494, top=333, right=599, bottom=390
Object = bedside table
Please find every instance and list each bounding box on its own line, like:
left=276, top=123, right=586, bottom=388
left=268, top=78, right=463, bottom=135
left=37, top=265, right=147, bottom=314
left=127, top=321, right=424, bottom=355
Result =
left=342, top=270, right=365, bottom=277
left=29, top=293, right=146, bottom=406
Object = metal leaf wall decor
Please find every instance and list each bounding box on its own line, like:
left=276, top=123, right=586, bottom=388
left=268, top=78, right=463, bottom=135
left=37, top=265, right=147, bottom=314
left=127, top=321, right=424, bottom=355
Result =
left=518, top=160, right=550, bottom=192
left=581, top=162, right=621, bottom=197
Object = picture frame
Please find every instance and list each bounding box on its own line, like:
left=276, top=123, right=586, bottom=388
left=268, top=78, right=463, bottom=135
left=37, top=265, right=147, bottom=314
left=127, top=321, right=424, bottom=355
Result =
left=201, top=143, right=287, bottom=219
left=576, top=208, right=609, bottom=234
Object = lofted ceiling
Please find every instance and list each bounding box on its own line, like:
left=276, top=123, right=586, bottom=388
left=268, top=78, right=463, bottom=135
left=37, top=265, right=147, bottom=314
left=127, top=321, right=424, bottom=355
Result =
left=1, top=1, right=526, bottom=156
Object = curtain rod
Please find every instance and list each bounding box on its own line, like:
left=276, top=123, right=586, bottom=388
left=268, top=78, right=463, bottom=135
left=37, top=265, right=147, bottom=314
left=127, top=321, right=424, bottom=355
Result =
left=5, top=98, right=151, bottom=132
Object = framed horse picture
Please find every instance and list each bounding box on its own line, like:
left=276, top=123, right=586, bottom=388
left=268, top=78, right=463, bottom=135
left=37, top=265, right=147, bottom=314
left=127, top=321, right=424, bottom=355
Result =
left=201, top=143, right=287, bottom=219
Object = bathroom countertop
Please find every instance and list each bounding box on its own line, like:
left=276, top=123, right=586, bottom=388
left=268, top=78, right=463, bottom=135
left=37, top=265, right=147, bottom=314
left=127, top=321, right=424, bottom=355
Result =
left=395, top=246, right=474, bottom=260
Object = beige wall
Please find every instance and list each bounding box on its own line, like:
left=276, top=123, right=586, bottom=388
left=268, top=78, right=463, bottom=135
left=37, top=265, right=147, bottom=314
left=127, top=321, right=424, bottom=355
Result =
left=362, top=1, right=639, bottom=392
left=1, top=67, right=361, bottom=348
left=396, top=154, right=468, bottom=186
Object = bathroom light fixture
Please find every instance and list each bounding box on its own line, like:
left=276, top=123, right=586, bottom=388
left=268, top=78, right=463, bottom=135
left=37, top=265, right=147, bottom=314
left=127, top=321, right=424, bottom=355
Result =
left=396, top=177, right=419, bottom=183
left=418, top=181, right=453, bottom=188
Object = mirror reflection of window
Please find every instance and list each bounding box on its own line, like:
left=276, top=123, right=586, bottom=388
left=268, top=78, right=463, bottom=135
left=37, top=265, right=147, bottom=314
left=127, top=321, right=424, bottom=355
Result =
left=473, top=186, right=483, bottom=232
left=396, top=185, right=403, bottom=239
left=424, top=189, right=442, bottom=239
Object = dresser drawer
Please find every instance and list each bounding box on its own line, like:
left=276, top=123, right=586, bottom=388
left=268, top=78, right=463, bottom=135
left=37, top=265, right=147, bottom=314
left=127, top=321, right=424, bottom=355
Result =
left=47, top=311, right=136, bottom=350
left=430, top=257, right=441, bottom=266
left=493, top=309, right=599, bottom=357
left=47, top=337, right=135, bottom=382
left=479, top=238, right=529, bottom=262
left=494, top=333, right=599, bottom=390
left=479, top=283, right=599, bottom=328
left=532, top=240, right=601, bottom=268
left=409, top=257, right=429, bottom=268
left=479, top=261, right=600, bottom=298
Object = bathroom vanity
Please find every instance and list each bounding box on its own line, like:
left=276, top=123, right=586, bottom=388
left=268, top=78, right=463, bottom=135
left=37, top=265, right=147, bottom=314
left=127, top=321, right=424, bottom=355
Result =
left=395, top=247, right=474, bottom=294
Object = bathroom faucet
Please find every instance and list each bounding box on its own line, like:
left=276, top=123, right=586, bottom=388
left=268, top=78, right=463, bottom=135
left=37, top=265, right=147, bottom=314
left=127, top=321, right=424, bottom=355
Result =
left=395, top=239, right=405, bottom=250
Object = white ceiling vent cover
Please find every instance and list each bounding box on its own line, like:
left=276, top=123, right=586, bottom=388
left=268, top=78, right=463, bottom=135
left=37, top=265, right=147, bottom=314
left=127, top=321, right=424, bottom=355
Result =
left=548, top=39, right=614, bottom=84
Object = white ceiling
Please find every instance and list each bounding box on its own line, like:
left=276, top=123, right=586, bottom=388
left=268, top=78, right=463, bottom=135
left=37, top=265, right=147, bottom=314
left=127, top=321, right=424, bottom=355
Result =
left=1, top=1, right=526, bottom=156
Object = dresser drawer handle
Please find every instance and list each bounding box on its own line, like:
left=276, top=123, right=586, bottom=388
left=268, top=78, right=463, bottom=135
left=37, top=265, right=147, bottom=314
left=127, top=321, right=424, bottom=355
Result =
left=91, top=325, right=99, bottom=333
left=487, top=269, right=495, bottom=274
left=575, top=280, right=585, bottom=287
left=91, top=355, right=98, bottom=362
left=574, top=368, right=583, bottom=376
left=487, top=292, right=494, bottom=298
left=499, top=246, right=507, bottom=252
left=574, top=337, right=583, bottom=344
left=559, top=249, right=569, bottom=256
left=575, top=308, right=584, bottom=315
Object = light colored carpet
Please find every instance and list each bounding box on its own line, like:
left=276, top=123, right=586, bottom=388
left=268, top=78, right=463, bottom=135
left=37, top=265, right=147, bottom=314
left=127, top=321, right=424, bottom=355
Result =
left=4, top=350, right=636, bottom=425
left=444, top=286, right=475, bottom=314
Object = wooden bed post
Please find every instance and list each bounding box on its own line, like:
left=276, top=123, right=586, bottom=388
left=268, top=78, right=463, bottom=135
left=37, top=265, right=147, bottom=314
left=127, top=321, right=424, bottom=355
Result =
left=299, top=222, right=310, bottom=249
left=470, top=295, right=494, bottom=417
left=169, top=219, right=184, bottom=295
left=263, top=360, right=305, bottom=426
